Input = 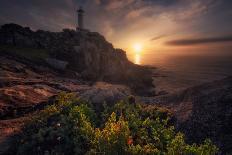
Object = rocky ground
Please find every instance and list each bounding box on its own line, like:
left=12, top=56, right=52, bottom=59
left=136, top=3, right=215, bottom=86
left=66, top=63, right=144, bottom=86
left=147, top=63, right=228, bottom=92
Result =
left=140, top=77, right=232, bottom=154
left=0, top=53, right=132, bottom=154
left=1, top=52, right=232, bottom=154
left=0, top=23, right=155, bottom=96
left=0, top=23, right=156, bottom=153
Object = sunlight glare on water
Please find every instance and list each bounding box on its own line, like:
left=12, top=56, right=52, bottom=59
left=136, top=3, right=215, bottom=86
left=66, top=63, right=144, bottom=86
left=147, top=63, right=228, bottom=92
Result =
left=134, top=53, right=141, bottom=64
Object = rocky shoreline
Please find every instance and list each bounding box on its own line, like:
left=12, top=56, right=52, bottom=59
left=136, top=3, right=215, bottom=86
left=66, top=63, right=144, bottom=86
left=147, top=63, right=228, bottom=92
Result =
left=0, top=52, right=133, bottom=153
left=0, top=23, right=155, bottom=96
left=0, top=23, right=154, bottom=153
left=0, top=23, right=232, bottom=154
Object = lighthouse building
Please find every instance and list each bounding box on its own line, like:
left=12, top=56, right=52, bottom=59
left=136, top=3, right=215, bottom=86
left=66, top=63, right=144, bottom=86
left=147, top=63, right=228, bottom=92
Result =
left=77, top=7, right=84, bottom=31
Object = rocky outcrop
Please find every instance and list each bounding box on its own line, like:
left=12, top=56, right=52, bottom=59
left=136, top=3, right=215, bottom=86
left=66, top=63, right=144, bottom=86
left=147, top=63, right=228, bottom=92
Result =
left=0, top=55, right=131, bottom=119
left=140, top=77, right=232, bottom=154
left=79, top=82, right=130, bottom=104
left=0, top=23, right=154, bottom=96
left=45, top=58, right=68, bottom=70
left=0, top=23, right=155, bottom=152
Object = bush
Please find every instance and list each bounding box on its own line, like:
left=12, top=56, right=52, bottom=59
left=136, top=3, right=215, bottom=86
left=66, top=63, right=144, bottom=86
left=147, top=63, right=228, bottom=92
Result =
left=15, top=93, right=218, bottom=155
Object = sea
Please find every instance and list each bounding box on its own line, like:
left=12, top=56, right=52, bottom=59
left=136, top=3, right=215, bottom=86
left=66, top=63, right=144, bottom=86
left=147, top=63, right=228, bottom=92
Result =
left=128, top=53, right=232, bottom=93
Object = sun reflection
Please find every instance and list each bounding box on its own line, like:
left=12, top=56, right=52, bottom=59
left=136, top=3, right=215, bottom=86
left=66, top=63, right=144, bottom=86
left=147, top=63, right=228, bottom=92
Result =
left=135, top=53, right=141, bottom=64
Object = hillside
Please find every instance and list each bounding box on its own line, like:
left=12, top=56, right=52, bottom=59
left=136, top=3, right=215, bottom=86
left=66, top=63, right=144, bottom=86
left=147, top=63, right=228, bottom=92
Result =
left=140, top=77, right=232, bottom=153
left=0, top=23, right=155, bottom=96
left=0, top=23, right=155, bottom=154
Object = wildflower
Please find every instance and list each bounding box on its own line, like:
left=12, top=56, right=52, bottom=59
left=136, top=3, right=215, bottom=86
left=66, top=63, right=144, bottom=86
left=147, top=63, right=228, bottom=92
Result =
left=127, top=136, right=133, bottom=145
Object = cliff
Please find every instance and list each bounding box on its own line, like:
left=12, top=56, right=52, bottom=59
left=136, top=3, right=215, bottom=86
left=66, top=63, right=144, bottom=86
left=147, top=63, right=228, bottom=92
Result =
left=0, top=24, right=156, bottom=153
left=0, top=43, right=133, bottom=153
left=0, top=23, right=154, bottom=96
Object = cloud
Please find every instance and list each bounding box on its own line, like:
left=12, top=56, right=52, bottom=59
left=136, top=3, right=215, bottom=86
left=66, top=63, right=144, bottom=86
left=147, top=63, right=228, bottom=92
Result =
left=0, top=0, right=232, bottom=50
left=105, top=0, right=135, bottom=10
left=0, top=0, right=77, bottom=31
left=125, top=7, right=150, bottom=19
left=151, top=35, right=166, bottom=41
left=166, top=35, right=232, bottom=46
left=0, top=0, right=219, bottom=32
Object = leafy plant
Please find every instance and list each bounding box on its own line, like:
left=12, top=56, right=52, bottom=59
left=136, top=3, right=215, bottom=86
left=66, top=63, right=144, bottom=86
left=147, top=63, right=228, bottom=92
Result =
left=15, top=93, right=218, bottom=155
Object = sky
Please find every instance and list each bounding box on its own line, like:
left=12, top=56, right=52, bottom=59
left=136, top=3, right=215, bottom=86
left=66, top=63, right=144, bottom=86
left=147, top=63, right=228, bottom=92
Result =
left=0, top=0, right=232, bottom=56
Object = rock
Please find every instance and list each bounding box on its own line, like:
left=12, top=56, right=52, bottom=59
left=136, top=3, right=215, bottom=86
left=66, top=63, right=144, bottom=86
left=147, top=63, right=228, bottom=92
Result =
left=0, top=55, right=132, bottom=119
left=0, top=24, right=35, bottom=47
left=78, top=82, right=131, bottom=104
left=45, top=58, right=68, bottom=70
left=0, top=23, right=155, bottom=154
left=139, top=77, right=232, bottom=154
left=0, top=23, right=155, bottom=96
left=156, top=90, right=168, bottom=96
left=0, top=84, right=59, bottom=118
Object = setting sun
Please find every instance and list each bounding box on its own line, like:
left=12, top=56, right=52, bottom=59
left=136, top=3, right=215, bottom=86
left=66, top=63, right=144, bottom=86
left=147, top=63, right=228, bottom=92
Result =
left=133, top=43, right=142, bottom=53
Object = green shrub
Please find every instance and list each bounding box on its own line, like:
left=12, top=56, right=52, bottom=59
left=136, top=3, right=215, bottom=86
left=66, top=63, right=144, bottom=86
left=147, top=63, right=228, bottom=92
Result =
left=0, top=45, right=49, bottom=63
left=16, top=93, right=218, bottom=155
left=17, top=93, right=94, bottom=155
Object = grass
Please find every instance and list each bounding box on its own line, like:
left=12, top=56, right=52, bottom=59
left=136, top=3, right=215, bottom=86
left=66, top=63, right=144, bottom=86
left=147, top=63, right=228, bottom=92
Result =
left=0, top=45, right=50, bottom=63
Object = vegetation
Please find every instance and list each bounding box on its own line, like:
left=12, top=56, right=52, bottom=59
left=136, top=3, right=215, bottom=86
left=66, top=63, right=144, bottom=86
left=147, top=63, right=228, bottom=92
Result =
left=15, top=93, right=218, bottom=155
left=0, top=45, right=49, bottom=63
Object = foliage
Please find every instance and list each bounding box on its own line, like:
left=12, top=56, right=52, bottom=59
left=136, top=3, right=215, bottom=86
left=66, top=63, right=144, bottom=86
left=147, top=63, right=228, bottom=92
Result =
left=17, top=93, right=94, bottom=155
left=0, top=45, right=49, bottom=63
left=16, top=93, right=218, bottom=155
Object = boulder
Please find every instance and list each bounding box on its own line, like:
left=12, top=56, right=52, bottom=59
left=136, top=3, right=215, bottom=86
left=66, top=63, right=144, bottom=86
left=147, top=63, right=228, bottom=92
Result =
left=45, top=58, right=68, bottom=71
left=78, top=82, right=131, bottom=104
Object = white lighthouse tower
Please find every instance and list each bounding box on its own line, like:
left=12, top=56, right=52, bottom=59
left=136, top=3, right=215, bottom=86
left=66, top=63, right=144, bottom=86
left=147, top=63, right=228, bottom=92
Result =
left=77, top=7, right=84, bottom=31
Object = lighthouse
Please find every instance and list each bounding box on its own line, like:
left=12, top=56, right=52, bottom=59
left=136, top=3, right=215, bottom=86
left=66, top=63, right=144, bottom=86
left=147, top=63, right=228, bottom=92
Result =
left=77, top=7, right=84, bottom=30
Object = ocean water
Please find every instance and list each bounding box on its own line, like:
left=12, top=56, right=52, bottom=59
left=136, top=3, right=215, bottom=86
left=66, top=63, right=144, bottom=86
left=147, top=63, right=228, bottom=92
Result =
left=129, top=53, right=232, bottom=93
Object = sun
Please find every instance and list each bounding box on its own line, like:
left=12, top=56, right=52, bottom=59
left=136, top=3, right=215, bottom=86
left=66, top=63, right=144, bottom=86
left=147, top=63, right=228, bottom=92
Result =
left=133, top=43, right=142, bottom=53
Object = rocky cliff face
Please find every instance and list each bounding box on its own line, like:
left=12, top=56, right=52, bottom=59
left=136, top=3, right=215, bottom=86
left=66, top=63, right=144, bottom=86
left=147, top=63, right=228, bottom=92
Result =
left=0, top=23, right=154, bottom=96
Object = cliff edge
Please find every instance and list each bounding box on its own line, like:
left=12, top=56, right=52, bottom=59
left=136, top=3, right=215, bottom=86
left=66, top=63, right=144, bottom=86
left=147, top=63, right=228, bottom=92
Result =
left=0, top=23, right=155, bottom=96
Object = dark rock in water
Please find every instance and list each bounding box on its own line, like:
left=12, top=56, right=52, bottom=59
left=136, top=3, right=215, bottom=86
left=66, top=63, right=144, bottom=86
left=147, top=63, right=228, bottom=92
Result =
left=0, top=23, right=154, bottom=96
